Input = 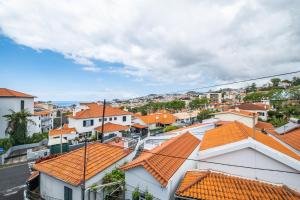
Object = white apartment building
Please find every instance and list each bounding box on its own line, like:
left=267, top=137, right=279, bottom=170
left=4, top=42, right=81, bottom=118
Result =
left=68, top=103, right=132, bottom=137
left=34, top=108, right=54, bottom=132
left=0, top=88, right=40, bottom=138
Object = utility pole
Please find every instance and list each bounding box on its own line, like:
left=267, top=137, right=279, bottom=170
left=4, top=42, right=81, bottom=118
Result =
left=81, top=134, right=88, bottom=200
left=99, top=99, right=106, bottom=143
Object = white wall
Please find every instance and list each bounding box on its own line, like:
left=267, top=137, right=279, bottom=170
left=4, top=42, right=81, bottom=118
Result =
left=68, top=114, right=132, bottom=134
left=0, top=97, right=36, bottom=138
left=198, top=147, right=300, bottom=192
left=214, top=113, right=255, bottom=128
left=125, top=144, right=199, bottom=200
left=40, top=151, right=136, bottom=200
left=27, top=116, right=42, bottom=136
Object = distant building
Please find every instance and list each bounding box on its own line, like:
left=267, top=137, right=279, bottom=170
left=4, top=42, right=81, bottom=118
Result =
left=68, top=103, right=132, bottom=138
left=230, top=103, right=269, bottom=121
left=34, top=108, right=54, bottom=132
left=213, top=109, right=258, bottom=128
left=94, top=122, right=129, bottom=142
left=0, top=88, right=40, bottom=138
left=48, top=124, right=78, bottom=145
left=173, top=111, right=198, bottom=124
left=133, top=111, right=176, bottom=130
left=205, top=92, right=222, bottom=103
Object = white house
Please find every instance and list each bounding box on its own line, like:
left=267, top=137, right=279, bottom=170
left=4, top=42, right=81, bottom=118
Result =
left=0, top=88, right=40, bottom=138
left=213, top=109, right=258, bottom=128
left=173, top=111, right=198, bottom=124
left=121, top=133, right=200, bottom=200
left=94, top=122, right=130, bottom=142
left=230, top=103, right=269, bottom=121
left=68, top=103, right=132, bottom=138
left=34, top=108, right=54, bottom=132
left=133, top=111, right=176, bottom=130
left=32, top=142, right=135, bottom=200
left=175, top=170, right=300, bottom=199
left=197, top=121, right=300, bottom=192
left=48, top=124, right=78, bottom=145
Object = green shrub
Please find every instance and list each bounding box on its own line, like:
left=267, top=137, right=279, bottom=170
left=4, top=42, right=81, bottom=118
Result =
left=132, top=187, right=140, bottom=200
left=145, top=191, right=154, bottom=200
left=163, top=125, right=178, bottom=132
left=0, top=138, right=13, bottom=154
left=26, top=132, right=48, bottom=144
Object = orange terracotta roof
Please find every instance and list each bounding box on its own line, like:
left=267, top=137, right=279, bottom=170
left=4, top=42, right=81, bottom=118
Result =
left=214, top=109, right=257, bottom=118
left=120, top=133, right=200, bottom=187
left=95, top=122, right=129, bottom=133
left=132, top=123, right=148, bottom=129
left=69, top=103, right=131, bottom=119
left=268, top=128, right=300, bottom=152
left=230, top=103, right=268, bottom=111
left=0, top=88, right=36, bottom=98
left=34, top=142, right=132, bottom=186
left=49, top=124, right=77, bottom=136
left=176, top=171, right=300, bottom=200
left=200, top=121, right=300, bottom=161
left=138, top=112, right=176, bottom=125
left=256, top=121, right=274, bottom=131
left=34, top=109, right=52, bottom=116
left=27, top=171, right=39, bottom=182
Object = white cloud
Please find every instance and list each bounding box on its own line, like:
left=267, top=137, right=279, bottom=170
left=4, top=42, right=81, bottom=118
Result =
left=0, top=0, right=300, bottom=87
left=82, top=66, right=101, bottom=72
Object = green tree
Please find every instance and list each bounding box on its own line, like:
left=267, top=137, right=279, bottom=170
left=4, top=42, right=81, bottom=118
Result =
left=292, top=77, right=300, bottom=86
left=271, top=78, right=281, bottom=87
left=197, top=110, right=213, bottom=122
left=189, top=98, right=209, bottom=110
left=102, top=169, right=125, bottom=200
left=3, top=109, right=35, bottom=145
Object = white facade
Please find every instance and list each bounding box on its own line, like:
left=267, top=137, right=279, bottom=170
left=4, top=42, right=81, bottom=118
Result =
left=0, top=97, right=38, bottom=138
left=40, top=151, right=135, bottom=200
left=214, top=113, right=257, bottom=128
left=68, top=114, right=132, bottom=135
left=124, top=144, right=199, bottom=200
left=198, top=140, right=300, bottom=192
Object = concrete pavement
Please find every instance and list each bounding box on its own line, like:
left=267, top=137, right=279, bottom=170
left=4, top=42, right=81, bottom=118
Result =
left=0, top=162, right=30, bottom=200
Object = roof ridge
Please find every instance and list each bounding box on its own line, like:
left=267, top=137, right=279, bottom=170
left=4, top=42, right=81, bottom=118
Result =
left=177, top=171, right=210, bottom=193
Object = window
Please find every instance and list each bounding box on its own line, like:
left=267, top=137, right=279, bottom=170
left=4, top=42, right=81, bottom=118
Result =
left=21, top=100, right=24, bottom=110
left=109, top=117, right=112, bottom=121
left=64, top=186, right=72, bottom=200
left=83, top=120, right=94, bottom=127
left=99, top=118, right=102, bottom=122
left=122, top=116, right=126, bottom=122
left=104, top=118, right=107, bottom=121
left=114, top=117, right=117, bottom=120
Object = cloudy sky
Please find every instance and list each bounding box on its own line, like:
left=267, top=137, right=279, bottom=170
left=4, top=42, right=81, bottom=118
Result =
left=0, top=0, right=300, bottom=101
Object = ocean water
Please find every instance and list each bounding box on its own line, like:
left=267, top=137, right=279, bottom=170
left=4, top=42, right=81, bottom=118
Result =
left=52, top=101, right=79, bottom=107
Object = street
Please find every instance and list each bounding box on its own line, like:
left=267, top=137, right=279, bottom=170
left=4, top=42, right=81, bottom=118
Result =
left=0, top=163, right=30, bottom=200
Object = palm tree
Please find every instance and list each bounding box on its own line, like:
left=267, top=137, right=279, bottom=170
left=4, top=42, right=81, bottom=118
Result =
left=3, top=109, right=35, bottom=145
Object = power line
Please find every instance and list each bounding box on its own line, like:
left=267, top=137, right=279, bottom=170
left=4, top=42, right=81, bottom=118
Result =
left=164, top=70, right=300, bottom=94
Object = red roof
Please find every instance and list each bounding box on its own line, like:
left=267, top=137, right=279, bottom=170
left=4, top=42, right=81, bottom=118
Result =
left=94, top=122, right=129, bottom=133
left=200, top=121, right=300, bottom=161
left=120, top=133, right=200, bottom=187
left=132, top=123, right=148, bottom=129
left=49, top=124, right=77, bottom=136
left=176, top=171, right=300, bottom=200
left=230, top=103, right=268, bottom=111
left=0, top=88, right=36, bottom=98
left=214, top=109, right=258, bottom=118
left=69, top=103, right=131, bottom=119
left=268, top=127, right=300, bottom=152
left=34, top=142, right=132, bottom=186
left=138, top=112, right=176, bottom=125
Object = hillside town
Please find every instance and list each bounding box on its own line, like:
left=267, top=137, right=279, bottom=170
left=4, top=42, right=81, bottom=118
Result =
left=0, top=76, right=300, bottom=200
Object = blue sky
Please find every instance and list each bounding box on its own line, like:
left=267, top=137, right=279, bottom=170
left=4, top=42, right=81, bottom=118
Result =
left=0, top=35, right=179, bottom=101
left=1, top=1, right=300, bottom=101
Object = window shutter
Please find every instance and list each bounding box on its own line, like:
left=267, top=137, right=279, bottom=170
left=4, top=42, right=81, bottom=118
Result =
left=91, top=120, right=94, bottom=126
left=83, top=121, right=86, bottom=127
